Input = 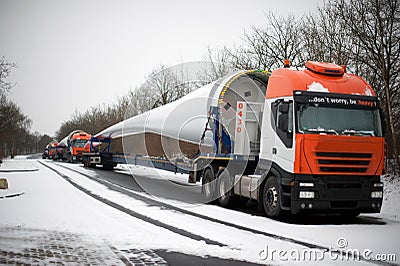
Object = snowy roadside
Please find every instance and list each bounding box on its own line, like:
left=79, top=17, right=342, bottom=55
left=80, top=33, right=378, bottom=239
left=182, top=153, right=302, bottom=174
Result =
left=1, top=158, right=399, bottom=265
left=0, top=156, right=39, bottom=172
left=378, top=174, right=400, bottom=222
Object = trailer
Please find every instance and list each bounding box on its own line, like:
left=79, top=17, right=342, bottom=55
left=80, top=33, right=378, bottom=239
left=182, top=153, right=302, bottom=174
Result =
left=83, top=61, right=385, bottom=218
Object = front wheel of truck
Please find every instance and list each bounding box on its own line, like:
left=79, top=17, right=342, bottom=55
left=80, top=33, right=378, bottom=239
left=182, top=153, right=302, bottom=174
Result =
left=262, top=175, right=282, bottom=218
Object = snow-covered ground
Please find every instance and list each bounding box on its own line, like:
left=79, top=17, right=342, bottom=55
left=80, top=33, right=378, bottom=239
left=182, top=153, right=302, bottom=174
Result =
left=379, top=174, right=400, bottom=222
left=0, top=157, right=399, bottom=265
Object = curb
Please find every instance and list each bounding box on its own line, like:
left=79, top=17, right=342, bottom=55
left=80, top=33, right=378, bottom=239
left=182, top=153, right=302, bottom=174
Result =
left=0, top=168, right=39, bottom=173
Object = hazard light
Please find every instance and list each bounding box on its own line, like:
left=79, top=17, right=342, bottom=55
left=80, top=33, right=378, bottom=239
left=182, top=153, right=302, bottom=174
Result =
left=283, top=59, right=290, bottom=68
left=305, top=61, right=345, bottom=76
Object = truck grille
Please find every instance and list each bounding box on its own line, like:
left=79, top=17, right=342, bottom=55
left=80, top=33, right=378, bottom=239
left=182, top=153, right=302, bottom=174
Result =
left=316, top=152, right=371, bottom=173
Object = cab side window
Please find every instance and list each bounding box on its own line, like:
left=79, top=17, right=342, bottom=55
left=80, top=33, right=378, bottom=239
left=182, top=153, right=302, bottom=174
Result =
left=271, top=100, right=293, bottom=148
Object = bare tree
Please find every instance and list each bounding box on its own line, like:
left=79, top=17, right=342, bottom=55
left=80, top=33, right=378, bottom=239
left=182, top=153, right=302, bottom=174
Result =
left=0, top=57, right=17, bottom=132
left=301, top=3, right=353, bottom=65
left=0, top=57, right=33, bottom=158
left=0, top=100, right=32, bottom=157
left=332, top=0, right=400, bottom=171
left=199, top=46, right=236, bottom=83
left=206, top=12, right=305, bottom=71
left=0, top=57, right=16, bottom=93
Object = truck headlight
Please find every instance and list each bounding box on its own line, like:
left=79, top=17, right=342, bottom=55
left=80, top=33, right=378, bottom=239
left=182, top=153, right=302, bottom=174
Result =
left=299, top=191, right=315, bottom=199
left=371, top=191, right=383, bottom=199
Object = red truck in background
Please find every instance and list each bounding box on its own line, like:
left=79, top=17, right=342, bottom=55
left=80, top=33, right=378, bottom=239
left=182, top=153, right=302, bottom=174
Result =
left=65, top=130, right=92, bottom=162
left=43, top=131, right=91, bottom=162
left=47, top=141, right=58, bottom=160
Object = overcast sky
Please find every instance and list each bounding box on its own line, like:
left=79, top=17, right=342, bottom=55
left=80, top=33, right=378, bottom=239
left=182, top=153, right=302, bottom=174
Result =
left=0, top=0, right=321, bottom=136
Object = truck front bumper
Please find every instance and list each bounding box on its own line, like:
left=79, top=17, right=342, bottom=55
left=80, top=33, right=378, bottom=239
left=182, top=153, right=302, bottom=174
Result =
left=290, top=177, right=383, bottom=214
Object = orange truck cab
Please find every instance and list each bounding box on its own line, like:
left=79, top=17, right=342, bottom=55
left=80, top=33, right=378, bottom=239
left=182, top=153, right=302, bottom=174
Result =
left=250, top=61, right=385, bottom=217
left=66, top=130, right=91, bottom=162
left=47, top=141, right=58, bottom=160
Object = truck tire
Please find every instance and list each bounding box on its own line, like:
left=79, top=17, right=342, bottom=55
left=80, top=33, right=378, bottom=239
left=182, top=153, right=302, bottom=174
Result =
left=216, top=168, right=247, bottom=208
left=262, top=175, right=282, bottom=218
left=217, top=168, right=233, bottom=207
left=202, top=166, right=216, bottom=203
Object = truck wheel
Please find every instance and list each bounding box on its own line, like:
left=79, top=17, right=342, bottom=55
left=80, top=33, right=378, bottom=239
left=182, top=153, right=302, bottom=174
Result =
left=217, top=168, right=247, bottom=207
left=262, top=175, right=282, bottom=218
left=217, top=168, right=233, bottom=207
left=202, top=167, right=216, bottom=203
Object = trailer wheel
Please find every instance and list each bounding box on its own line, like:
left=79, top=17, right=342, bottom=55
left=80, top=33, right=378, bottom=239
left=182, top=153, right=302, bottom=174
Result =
left=217, top=168, right=230, bottom=206
left=202, top=167, right=216, bottom=203
left=262, top=175, right=282, bottom=218
left=217, top=168, right=234, bottom=207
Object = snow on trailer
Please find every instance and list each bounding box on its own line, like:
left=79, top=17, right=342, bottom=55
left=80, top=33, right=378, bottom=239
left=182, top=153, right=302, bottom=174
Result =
left=82, top=61, right=386, bottom=218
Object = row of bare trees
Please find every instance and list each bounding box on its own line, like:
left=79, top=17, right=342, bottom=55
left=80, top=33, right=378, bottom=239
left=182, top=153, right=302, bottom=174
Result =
left=0, top=57, right=46, bottom=158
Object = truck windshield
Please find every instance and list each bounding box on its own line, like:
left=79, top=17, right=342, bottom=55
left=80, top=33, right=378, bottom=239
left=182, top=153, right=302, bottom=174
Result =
left=72, top=139, right=87, bottom=147
left=297, top=105, right=383, bottom=137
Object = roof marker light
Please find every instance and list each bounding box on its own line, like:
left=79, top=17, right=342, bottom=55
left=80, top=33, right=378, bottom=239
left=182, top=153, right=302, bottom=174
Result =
left=283, top=59, right=290, bottom=68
